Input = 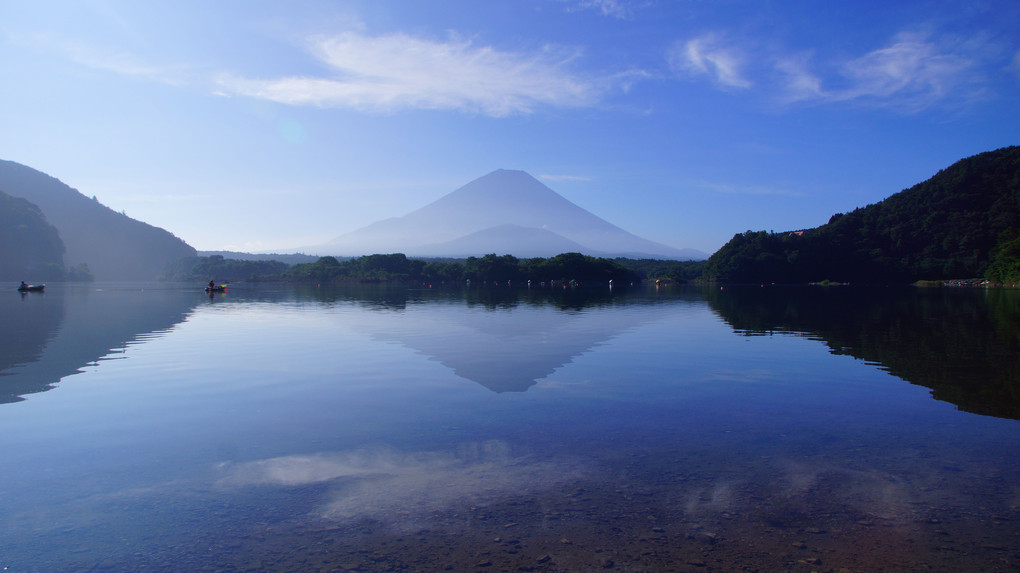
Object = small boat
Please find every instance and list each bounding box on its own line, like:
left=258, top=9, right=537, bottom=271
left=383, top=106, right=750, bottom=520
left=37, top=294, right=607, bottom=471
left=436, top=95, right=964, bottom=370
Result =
left=205, top=285, right=227, bottom=293
left=18, top=283, right=45, bottom=292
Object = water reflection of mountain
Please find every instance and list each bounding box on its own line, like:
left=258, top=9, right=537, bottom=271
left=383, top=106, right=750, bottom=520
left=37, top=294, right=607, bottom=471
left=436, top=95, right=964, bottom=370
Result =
left=198, top=283, right=698, bottom=392
left=0, top=288, right=65, bottom=399
left=706, top=286, right=1020, bottom=420
left=0, top=284, right=200, bottom=404
left=346, top=286, right=699, bottom=393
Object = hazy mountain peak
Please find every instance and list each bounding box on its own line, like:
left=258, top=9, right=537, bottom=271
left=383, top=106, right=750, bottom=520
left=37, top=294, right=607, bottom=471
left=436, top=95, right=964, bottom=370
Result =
left=434, top=169, right=574, bottom=210
left=317, top=170, right=704, bottom=260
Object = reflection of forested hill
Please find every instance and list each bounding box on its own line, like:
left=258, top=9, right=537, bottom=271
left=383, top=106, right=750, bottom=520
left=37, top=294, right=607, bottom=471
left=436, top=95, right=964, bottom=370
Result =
left=0, top=160, right=196, bottom=280
left=0, top=289, right=65, bottom=399
left=707, top=286, right=1020, bottom=420
left=0, top=285, right=200, bottom=404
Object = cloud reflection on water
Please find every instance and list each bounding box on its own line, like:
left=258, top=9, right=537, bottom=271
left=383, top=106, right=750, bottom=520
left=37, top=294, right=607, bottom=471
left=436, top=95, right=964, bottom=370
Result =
left=217, top=440, right=591, bottom=527
left=771, top=459, right=918, bottom=524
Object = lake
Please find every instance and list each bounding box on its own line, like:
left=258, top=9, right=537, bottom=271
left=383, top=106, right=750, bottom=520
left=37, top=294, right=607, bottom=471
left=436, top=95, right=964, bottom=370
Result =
left=2, top=282, right=1018, bottom=572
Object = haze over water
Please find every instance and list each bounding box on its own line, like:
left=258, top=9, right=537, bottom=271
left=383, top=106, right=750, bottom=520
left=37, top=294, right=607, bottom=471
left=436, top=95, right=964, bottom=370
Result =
left=1, top=282, right=1018, bottom=571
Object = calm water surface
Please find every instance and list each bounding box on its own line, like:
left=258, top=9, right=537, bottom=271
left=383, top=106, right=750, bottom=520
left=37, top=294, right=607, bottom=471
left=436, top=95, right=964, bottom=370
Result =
left=1, top=282, right=1018, bottom=572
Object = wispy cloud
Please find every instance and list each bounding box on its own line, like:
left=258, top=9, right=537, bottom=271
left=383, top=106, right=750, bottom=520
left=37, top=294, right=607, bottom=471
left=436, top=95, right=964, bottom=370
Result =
left=566, top=0, right=636, bottom=19
left=828, top=32, right=980, bottom=110
left=697, top=180, right=804, bottom=197
left=675, top=30, right=993, bottom=113
left=775, top=53, right=825, bottom=103
left=216, top=32, right=605, bottom=116
left=539, top=173, right=594, bottom=182
left=669, top=34, right=752, bottom=90
left=24, top=32, right=189, bottom=86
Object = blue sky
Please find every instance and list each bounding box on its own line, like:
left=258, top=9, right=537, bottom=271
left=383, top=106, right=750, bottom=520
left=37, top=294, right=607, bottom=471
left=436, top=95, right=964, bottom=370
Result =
left=1, top=0, right=1017, bottom=255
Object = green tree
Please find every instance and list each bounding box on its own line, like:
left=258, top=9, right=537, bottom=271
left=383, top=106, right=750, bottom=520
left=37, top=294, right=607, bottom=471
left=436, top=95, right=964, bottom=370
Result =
left=986, top=229, right=1020, bottom=284
left=464, top=254, right=520, bottom=282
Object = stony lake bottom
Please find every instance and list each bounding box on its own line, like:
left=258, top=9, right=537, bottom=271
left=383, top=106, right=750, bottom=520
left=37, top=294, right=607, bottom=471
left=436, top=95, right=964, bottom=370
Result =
left=1, top=282, right=1018, bottom=572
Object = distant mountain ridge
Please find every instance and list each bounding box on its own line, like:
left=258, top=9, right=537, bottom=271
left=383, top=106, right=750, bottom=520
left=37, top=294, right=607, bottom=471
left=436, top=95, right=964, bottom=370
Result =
left=703, top=146, right=1020, bottom=283
left=315, top=169, right=705, bottom=260
left=198, top=251, right=319, bottom=265
left=0, top=160, right=196, bottom=280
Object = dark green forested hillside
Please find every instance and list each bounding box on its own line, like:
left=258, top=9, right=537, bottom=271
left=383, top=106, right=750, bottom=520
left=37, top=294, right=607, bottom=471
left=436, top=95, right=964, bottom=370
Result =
left=703, top=146, right=1020, bottom=284
left=0, top=189, right=65, bottom=280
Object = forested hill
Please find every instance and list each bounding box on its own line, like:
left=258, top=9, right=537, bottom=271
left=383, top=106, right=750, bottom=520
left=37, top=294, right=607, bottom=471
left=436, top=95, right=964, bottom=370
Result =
left=0, top=189, right=65, bottom=280
left=703, top=146, right=1020, bottom=284
left=0, top=160, right=196, bottom=280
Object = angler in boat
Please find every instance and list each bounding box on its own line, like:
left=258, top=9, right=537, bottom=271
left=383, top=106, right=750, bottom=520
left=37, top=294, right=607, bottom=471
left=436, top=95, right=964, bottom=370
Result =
left=18, top=281, right=44, bottom=292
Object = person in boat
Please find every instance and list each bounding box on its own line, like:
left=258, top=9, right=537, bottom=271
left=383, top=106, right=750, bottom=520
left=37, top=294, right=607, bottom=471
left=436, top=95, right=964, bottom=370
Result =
left=21, top=281, right=28, bottom=289
left=208, top=280, right=215, bottom=290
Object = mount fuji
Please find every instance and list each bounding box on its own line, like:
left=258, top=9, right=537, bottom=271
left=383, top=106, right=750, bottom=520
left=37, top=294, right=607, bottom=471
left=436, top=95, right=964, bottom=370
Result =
left=314, top=169, right=705, bottom=260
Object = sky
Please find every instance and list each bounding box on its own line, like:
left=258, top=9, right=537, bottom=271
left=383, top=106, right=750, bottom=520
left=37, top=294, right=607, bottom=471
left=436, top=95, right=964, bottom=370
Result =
left=1, top=0, right=1018, bottom=255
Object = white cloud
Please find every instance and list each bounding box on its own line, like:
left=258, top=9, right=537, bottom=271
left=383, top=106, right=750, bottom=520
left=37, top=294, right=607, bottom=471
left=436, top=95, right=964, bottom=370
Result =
left=669, top=34, right=752, bottom=90
left=217, top=32, right=604, bottom=116
left=830, top=32, right=977, bottom=109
